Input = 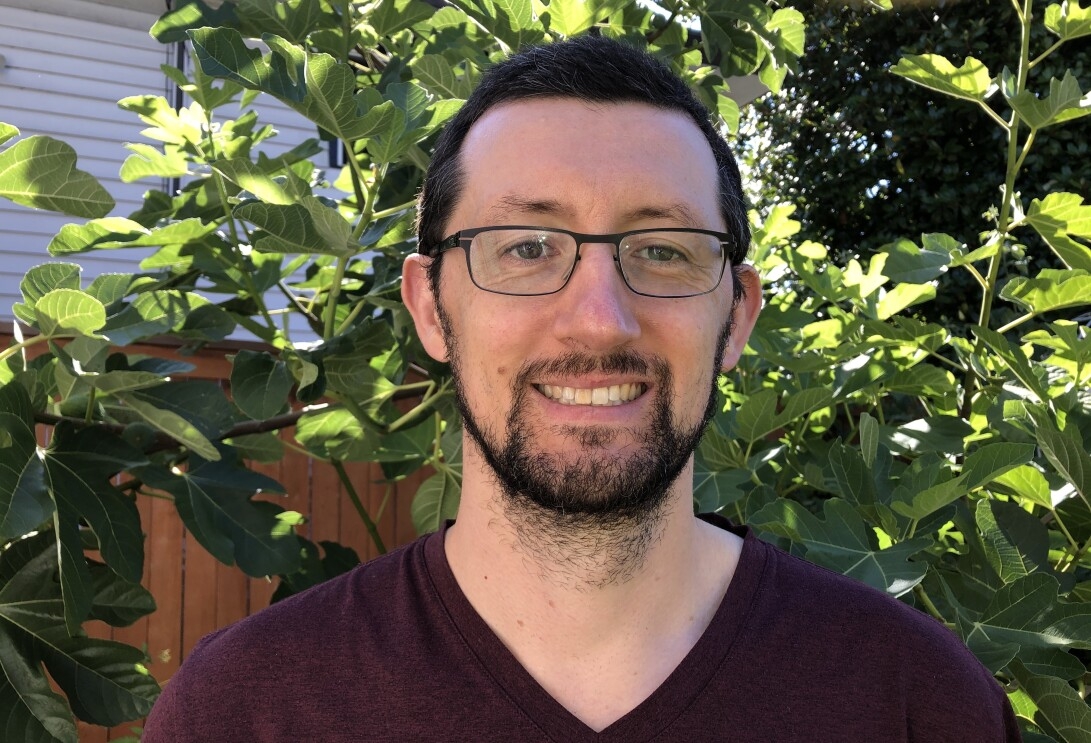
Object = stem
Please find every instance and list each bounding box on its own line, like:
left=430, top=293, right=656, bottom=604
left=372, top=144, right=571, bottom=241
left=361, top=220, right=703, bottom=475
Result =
left=975, top=100, right=1012, bottom=131
left=386, top=379, right=448, bottom=434
left=961, top=262, right=988, bottom=291
left=324, top=254, right=351, bottom=339
left=1029, top=40, right=1063, bottom=70
left=332, top=459, right=386, bottom=554
left=83, top=388, right=97, bottom=423
left=371, top=199, right=416, bottom=220
left=645, top=8, right=679, bottom=44
left=325, top=162, right=388, bottom=338
left=997, top=312, right=1036, bottom=334
left=978, top=0, right=1032, bottom=333
left=962, top=0, right=1033, bottom=420
left=0, top=333, right=51, bottom=365
left=913, top=583, right=947, bottom=624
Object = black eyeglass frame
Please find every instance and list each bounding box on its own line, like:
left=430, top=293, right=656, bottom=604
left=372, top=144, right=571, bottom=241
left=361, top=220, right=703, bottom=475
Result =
left=425, top=225, right=736, bottom=298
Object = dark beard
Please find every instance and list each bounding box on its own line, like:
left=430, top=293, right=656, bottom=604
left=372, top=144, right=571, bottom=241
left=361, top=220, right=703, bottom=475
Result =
left=440, top=307, right=735, bottom=526
left=437, top=298, right=734, bottom=584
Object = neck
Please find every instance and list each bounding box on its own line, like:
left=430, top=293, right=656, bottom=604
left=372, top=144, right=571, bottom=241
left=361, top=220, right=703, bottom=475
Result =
left=446, top=439, right=736, bottom=627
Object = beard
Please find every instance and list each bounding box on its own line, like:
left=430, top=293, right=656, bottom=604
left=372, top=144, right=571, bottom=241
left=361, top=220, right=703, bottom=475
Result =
left=436, top=297, right=736, bottom=584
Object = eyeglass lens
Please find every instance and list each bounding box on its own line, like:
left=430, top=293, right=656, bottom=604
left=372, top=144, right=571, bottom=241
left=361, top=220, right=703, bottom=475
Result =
left=466, top=228, right=724, bottom=297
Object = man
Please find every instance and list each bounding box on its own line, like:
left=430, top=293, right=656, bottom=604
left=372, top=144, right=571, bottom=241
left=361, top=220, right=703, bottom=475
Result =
left=144, top=36, right=1021, bottom=741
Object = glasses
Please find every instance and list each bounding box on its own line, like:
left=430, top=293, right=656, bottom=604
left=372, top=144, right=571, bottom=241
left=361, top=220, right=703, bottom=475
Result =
left=427, top=226, right=733, bottom=298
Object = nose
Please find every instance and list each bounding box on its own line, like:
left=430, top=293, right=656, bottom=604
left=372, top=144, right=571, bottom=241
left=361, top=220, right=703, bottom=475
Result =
left=549, top=243, right=641, bottom=352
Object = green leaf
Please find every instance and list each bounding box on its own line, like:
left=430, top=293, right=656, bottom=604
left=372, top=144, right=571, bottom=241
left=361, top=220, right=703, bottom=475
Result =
left=88, top=563, right=156, bottom=627
left=295, top=408, right=380, bottom=461
left=14, top=263, right=83, bottom=324
left=236, top=0, right=329, bottom=43
left=692, top=457, right=750, bottom=513
left=876, top=282, right=936, bottom=319
left=100, top=290, right=209, bottom=347
left=0, top=384, right=52, bottom=541
left=211, top=158, right=296, bottom=205
left=545, top=0, right=599, bottom=37
left=37, top=628, right=158, bottom=726
left=0, top=135, right=114, bottom=218
left=456, top=0, right=544, bottom=52
left=0, top=629, right=77, bottom=743
left=890, top=54, right=994, bottom=103
left=43, top=427, right=147, bottom=587
left=0, top=122, right=18, bottom=146
left=878, top=237, right=951, bottom=283
left=115, top=392, right=220, bottom=462
left=1008, top=71, right=1091, bottom=129
left=230, top=350, right=292, bottom=421
left=410, top=55, right=475, bottom=100
left=1001, top=269, right=1091, bottom=316
left=33, top=290, right=106, bottom=338
left=1045, top=0, right=1091, bottom=41
left=1025, top=192, right=1091, bottom=272
left=119, top=143, right=189, bottom=183
left=977, top=499, right=1050, bottom=581
left=0, top=533, right=157, bottom=735
left=884, top=416, right=974, bottom=455
left=733, top=387, right=832, bottom=443
left=47, top=217, right=216, bottom=256
left=1011, top=662, right=1091, bottom=743
left=976, top=325, right=1051, bottom=403
left=411, top=470, right=460, bottom=535
left=137, top=456, right=301, bottom=576
left=993, top=465, right=1054, bottom=509
left=236, top=196, right=353, bottom=256
left=749, top=498, right=931, bottom=596
left=891, top=442, right=1034, bottom=520
left=1028, top=407, right=1091, bottom=504
left=367, top=0, right=434, bottom=37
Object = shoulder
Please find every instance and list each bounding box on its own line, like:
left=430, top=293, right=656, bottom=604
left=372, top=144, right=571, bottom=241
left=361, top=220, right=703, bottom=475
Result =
left=201, top=534, right=432, bottom=658
left=142, top=534, right=437, bottom=740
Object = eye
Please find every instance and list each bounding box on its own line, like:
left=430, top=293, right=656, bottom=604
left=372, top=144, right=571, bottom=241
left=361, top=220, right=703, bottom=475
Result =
left=639, top=244, right=687, bottom=263
left=507, top=238, right=548, bottom=260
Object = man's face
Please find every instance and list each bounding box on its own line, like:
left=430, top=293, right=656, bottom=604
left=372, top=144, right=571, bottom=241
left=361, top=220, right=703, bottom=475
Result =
left=407, top=98, right=759, bottom=521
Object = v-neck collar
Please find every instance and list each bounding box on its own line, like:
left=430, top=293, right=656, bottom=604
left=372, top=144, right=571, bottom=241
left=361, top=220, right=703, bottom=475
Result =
left=422, top=518, right=769, bottom=742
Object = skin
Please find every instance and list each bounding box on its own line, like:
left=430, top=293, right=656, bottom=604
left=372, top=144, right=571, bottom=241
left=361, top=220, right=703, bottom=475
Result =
left=402, top=98, right=762, bottom=731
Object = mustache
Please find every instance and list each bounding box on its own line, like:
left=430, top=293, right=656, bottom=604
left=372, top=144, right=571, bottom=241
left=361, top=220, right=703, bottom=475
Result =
left=513, top=350, right=660, bottom=385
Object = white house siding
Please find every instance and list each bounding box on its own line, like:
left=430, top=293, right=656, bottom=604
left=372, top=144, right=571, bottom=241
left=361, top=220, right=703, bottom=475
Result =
left=0, top=1, right=169, bottom=322
left=0, top=0, right=327, bottom=342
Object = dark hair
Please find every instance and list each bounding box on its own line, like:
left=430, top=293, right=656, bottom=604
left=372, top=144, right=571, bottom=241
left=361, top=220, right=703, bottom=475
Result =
left=416, top=34, right=751, bottom=294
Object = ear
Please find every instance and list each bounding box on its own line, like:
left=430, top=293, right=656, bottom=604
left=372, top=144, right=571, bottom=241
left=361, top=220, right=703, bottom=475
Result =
left=720, top=264, right=762, bottom=372
left=401, top=254, right=450, bottom=363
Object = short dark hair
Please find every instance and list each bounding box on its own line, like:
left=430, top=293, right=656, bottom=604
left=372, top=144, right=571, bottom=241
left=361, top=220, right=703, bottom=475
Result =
left=416, top=34, right=751, bottom=294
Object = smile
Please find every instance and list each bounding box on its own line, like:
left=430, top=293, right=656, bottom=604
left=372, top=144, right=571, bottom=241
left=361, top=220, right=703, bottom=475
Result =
left=535, top=383, right=646, bottom=406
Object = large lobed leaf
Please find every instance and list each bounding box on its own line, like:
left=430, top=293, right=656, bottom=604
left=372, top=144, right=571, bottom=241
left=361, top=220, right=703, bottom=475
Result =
left=0, top=136, right=114, bottom=218
left=0, top=533, right=158, bottom=740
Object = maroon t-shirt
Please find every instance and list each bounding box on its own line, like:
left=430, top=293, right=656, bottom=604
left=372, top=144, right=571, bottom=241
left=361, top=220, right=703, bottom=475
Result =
left=144, top=520, right=1021, bottom=742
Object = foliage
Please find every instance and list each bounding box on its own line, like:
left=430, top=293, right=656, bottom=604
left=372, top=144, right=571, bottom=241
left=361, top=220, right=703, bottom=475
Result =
left=737, top=0, right=1091, bottom=327
left=0, top=0, right=1089, bottom=738
left=0, top=0, right=803, bottom=738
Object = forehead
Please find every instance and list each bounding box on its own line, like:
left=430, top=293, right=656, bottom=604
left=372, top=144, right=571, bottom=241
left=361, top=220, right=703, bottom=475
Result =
left=451, top=98, right=723, bottom=230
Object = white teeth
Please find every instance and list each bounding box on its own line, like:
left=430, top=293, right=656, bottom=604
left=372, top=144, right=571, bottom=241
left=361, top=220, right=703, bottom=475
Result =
left=536, top=383, right=645, bottom=406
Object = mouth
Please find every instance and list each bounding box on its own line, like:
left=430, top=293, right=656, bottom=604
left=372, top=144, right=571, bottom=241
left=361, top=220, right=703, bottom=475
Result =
left=535, top=383, right=647, bottom=407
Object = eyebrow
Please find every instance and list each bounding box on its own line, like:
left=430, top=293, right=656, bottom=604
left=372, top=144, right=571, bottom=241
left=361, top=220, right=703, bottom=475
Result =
left=485, top=195, right=704, bottom=228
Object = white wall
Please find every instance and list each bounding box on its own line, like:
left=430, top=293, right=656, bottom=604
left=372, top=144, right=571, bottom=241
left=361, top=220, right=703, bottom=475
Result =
left=0, top=0, right=326, bottom=342
left=0, top=1, right=168, bottom=318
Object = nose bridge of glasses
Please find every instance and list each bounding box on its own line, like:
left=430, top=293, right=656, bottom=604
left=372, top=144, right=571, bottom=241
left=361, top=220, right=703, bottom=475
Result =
left=572, top=235, right=624, bottom=265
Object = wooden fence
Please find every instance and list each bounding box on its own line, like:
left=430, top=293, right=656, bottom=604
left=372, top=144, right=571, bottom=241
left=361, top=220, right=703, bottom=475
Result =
left=1, top=334, right=428, bottom=741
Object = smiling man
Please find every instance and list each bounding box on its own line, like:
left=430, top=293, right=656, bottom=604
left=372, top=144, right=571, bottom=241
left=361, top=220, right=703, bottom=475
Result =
left=144, top=36, right=1021, bottom=742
